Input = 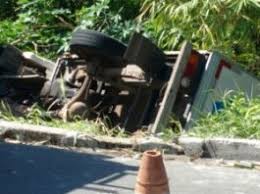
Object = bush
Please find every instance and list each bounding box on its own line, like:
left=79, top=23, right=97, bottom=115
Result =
left=75, top=0, right=139, bottom=43
left=0, top=0, right=141, bottom=58
left=139, top=0, right=260, bottom=76
left=189, top=92, right=260, bottom=139
left=0, top=0, right=17, bottom=20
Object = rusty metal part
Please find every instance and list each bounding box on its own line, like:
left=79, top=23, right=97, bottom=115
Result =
left=22, top=52, right=55, bottom=79
left=67, top=101, right=88, bottom=120
left=59, top=74, right=92, bottom=121
left=66, top=66, right=87, bottom=87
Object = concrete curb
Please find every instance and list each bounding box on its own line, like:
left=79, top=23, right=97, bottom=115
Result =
left=179, top=136, right=260, bottom=161
left=0, top=120, right=183, bottom=154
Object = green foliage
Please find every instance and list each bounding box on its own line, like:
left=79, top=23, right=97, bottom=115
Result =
left=0, top=20, right=23, bottom=43
left=0, top=0, right=141, bottom=58
left=139, top=0, right=260, bottom=75
left=75, top=0, right=139, bottom=42
left=189, top=92, right=260, bottom=139
left=0, top=0, right=77, bottom=58
left=109, top=0, right=141, bottom=20
left=0, top=0, right=17, bottom=20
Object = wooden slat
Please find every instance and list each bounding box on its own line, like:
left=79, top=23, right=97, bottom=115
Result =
left=151, top=41, right=193, bottom=133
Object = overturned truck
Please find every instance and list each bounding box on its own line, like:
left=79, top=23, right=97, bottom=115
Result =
left=0, top=29, right=259, bottom=133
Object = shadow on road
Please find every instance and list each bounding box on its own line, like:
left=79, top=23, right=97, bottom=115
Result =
left=0, top=142, right=138, bottom=194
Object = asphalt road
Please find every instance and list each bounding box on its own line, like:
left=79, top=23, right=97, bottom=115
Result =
left=0, top=142, right=260, bottom=194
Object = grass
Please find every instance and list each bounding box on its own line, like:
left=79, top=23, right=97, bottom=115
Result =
left=157, top=117, right=182, bottom=142
left=1, top=91, right=260, bottom=140
left=188, top=92, right=260, bottom=139
left=0, top=102, right=128, bottom=138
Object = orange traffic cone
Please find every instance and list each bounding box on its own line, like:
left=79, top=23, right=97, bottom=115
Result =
left=135, top=150, right=170, bottom=194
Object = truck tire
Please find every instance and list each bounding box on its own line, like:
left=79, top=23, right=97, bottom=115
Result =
left=69, top=29, right=126, bottom=63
